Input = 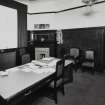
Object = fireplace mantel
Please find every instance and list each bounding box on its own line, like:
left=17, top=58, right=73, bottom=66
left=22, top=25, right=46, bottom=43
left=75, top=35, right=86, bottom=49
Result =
left=34, top=40, right=57, bottom=57
left=27, top=30, right=57, bottom=58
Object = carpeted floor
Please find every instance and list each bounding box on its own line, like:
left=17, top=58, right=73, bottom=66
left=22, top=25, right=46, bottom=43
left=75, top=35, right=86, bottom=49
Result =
left=30, top=70, right=105, bottom=105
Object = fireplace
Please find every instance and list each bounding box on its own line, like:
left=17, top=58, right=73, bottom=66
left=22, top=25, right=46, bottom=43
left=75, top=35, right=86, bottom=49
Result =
left=35, top=48, right=50, bottom=60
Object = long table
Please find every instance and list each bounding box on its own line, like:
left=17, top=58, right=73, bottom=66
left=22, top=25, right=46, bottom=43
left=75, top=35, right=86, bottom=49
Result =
left=0, top=57, right=73, bottom=105
left=0, top=58, right=60, bottom=105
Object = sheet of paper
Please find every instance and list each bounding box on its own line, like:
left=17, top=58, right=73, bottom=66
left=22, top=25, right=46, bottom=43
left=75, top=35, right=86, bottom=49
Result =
left=0, top=71, right=8, bottom=76
left=65, top=60, right=74, bottom=66
left=25, top=63, right=39, bottom=69
left=21, top=68, right=32, bottom=72
left=32, top=67, right=55, bottom=74
left=47, top=59, right=60, bottom=67
left=42, top=57, right=55, bottom=61
left=6, top=67, right=19, bottom=72
left=31, top=60, right=48, bottom=67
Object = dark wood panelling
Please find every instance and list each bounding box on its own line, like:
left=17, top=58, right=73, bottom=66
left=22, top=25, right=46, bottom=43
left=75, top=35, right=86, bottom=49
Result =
left=16, top=47, right=34, bottom=65
left=61, top=28, right=105, bottom=72
left=0, top=0, right=25, bottom=9
left=63, top=28, right=99, bottom=49
left=103, top=30, right=105, bottom=70
left=18, top=8, right=27, bottom=47
left=0, top=52, right=16, bottom=70
left=30, top=30, right=56, bottom=35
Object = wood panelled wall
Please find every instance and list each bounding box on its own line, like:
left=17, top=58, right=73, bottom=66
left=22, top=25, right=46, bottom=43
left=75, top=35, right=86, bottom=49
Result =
left=62, top=27, right=105, bottom=72
left=28, top=28, right=105, bottom=72
left=0, top=52, right=16, bottom=70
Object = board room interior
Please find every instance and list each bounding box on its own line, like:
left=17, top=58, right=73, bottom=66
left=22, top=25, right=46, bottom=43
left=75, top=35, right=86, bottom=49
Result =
left=0, top=0, right=105, bottom=105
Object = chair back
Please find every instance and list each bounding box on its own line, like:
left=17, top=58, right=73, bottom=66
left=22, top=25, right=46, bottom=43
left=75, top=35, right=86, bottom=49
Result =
left=21, top=54, right=30, bottom=64
left=85, top=50, right=94, bottom=60
left=70, top=48, right=79, bottom=58
left=56, top=59, right=65, bottom=79
left=51, top=59, right=65, bottom=104
left=0, top=95, right=7, bottom=105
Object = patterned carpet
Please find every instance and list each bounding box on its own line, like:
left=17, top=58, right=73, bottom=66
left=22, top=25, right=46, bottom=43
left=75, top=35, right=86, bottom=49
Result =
left=30, top=70, right=105, bottom=105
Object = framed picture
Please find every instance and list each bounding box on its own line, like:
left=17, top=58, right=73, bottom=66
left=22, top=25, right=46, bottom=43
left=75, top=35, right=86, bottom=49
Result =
left=34, top=24, right=39, bottom=29
left=34, top=24, right=50, bottom=29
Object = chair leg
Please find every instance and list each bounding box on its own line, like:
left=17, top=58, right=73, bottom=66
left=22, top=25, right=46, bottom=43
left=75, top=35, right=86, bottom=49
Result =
left=81, top=67, right=85, bottom=73
left=74, top=64, right=78, bottom=72
left=91, top=68, right=95, bottom=75
left=54, top=90, right=57, bottom=104
left=53, top=86, right=57, bottom=104
left=62, top=85, right=65, bottom=95
left=0, top=96, right=7, bottom=105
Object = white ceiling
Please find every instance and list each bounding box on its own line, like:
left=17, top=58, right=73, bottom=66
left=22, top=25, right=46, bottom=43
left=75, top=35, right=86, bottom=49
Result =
left=15, top=0, right=75, bottom=4
left=14, top=0, right=102, bottom=13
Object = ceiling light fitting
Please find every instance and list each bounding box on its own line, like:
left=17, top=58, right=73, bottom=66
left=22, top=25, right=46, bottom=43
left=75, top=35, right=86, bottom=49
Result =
left=82, top=0, right=98, bottom=6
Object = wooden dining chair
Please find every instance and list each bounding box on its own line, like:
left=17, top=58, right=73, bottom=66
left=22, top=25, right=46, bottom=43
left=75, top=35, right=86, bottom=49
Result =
left=0, top=95, right=7, bottom=105
left=63, top=54, right=74, bottom=84
left=49, top=58, right=65, bottom=104
left=21, top=53, right=30, bottom=64
left=81, top=50, right=95, bottom=74
left=70, top=48, right=79, bottom=58
left=68, top=48, right=81, bottom=71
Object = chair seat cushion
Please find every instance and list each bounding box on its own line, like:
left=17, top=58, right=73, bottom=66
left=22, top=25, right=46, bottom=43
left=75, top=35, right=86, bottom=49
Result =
left=65, top=60, right=74, bottom=67
left=49, top=78, right=63, bottom=88
left=82, top=62, right=94, bottom=67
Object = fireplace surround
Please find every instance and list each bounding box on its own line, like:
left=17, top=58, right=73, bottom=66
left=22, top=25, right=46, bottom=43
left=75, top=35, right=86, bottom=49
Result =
left=35, top=48, right=49, bottom=60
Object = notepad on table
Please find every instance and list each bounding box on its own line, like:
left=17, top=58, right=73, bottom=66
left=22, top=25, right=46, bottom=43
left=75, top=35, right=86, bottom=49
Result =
left=31, top=60, right=48, bottom=67
left=42, top=57, right=54, bottom=61
left=0, top=71, right=8, bottom=76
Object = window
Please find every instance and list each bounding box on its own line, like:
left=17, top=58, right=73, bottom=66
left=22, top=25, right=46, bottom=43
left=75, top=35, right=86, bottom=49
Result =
left=0, top=5, right=17, bottom=49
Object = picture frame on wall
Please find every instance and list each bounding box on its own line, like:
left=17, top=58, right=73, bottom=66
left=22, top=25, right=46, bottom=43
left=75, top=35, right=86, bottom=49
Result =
left=34, top=24, right=50, bottom=29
